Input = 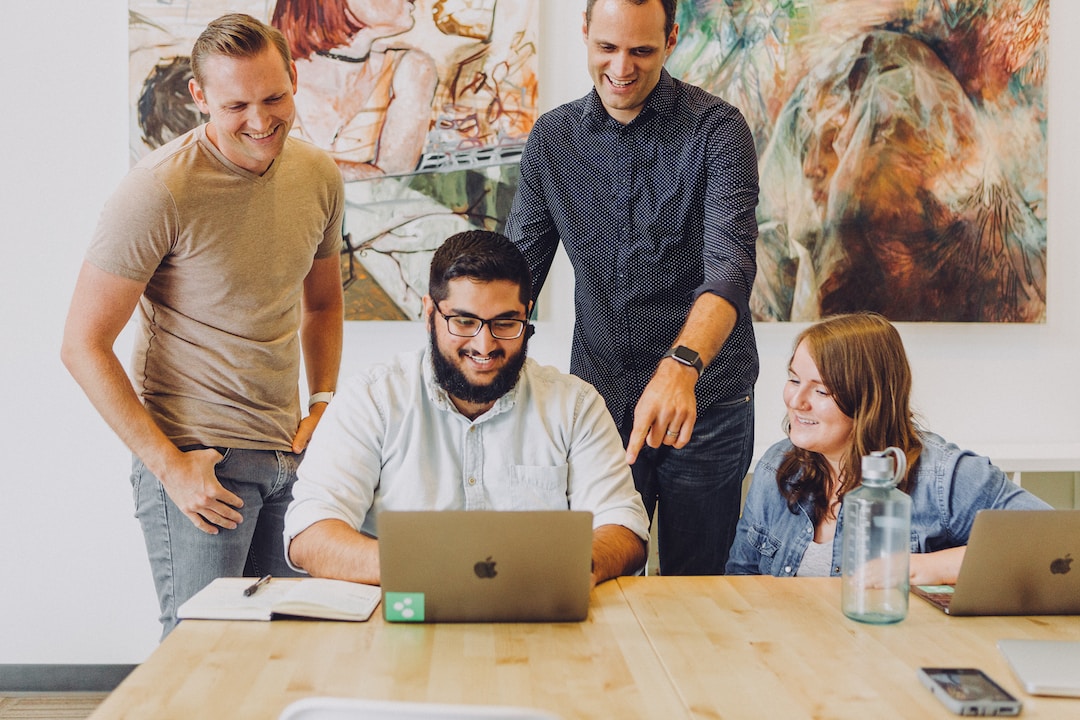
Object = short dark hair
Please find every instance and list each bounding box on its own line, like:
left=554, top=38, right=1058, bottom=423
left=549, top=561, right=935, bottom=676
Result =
left=190, top=13, right=294, bottom=87
left=586, top=0, right=677, bottom=38
left=428, top=231, right=532, bottom=307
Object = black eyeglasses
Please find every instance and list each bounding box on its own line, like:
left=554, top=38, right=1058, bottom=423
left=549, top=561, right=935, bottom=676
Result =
left=436, top=308, right=527, bottom=340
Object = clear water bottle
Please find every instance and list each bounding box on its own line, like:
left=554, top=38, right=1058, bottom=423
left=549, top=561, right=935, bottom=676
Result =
left=841, top=447, right=912, bottom=624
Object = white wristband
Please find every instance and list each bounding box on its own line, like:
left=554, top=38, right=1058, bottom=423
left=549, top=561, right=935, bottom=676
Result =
left=308, top=391, right=334, bottom=409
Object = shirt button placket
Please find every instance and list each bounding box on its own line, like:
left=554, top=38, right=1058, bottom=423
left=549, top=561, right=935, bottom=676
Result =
left=614, top=135, right=634, bottom=358
left=463, top=424, right=485, bottom=509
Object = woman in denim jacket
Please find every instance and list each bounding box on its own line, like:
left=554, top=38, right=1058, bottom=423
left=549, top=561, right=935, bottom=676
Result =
left=726, top=313, right=1050, bottom=583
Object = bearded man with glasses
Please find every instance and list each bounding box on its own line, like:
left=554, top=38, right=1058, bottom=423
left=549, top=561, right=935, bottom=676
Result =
left=284, top=231, right=649, bottom=588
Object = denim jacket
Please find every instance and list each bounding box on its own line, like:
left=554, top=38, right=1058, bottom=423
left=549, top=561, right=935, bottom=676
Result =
left=725, top=432, right=1051, bottom=576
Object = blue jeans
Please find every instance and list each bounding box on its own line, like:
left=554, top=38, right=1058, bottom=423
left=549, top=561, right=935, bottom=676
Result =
left=622, top=392, right=754, bottom=576
left=131, top=447, right=305, bottom=637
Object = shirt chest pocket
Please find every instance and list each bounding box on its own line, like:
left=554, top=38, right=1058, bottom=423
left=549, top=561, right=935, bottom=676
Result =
left=504, top=464, right=570, bottom=511
left=747, top=524, right=781, bottom=573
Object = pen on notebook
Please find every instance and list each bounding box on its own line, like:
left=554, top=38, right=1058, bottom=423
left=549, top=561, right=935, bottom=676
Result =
left=243, top=574, right=271, bottom=597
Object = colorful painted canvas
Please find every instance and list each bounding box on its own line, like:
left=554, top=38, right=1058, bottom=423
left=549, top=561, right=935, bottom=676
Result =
left=669, top=0, right=1047, bottom=322
left=130, top=0, right=538, bottom=320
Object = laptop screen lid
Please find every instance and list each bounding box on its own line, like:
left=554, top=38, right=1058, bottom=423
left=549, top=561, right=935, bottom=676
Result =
left=997, top=639, right=1080, bottom=697
left=378, top=510, right=594, bottom=623
left=928, top=510, right=1080, bottom=616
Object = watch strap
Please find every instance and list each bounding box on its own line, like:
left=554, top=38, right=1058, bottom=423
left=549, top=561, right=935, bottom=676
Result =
left=308, top=391, right=335, bottom=409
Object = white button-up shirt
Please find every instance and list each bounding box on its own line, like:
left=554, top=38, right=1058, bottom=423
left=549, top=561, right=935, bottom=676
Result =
left=284, top=348, right=649, bottom=565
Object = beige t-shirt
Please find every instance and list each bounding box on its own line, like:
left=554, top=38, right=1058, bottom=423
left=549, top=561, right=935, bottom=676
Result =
left=86, top=125, right=344, bottom=450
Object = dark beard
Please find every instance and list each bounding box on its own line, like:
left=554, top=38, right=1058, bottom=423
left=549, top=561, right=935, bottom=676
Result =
left=429, top=321, right=529, bottom=407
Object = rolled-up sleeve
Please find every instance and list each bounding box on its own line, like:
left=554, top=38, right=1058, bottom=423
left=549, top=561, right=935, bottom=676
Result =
left=696, top=105, right=759, bottom=323
left=283, top=375, right=385, bottom=569
left=565, top=385, right=650, bottom=541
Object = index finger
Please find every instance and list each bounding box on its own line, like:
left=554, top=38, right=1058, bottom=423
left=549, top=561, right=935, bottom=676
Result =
left=624, top=419, right=652, bottom=464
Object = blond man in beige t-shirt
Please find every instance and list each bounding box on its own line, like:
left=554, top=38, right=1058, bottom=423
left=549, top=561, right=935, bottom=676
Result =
left=61, top=14, right=344, bottom=637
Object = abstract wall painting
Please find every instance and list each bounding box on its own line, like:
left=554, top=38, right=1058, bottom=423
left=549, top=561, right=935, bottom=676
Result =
left=130, top=0, right=538, bottom=320
left=669, top=0, right=1048, bottom=322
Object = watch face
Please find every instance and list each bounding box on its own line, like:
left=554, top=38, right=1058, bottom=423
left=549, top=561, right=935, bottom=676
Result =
left=667, top=346, right=702, bottom=371
left=672, top=346, right=698, bottom=364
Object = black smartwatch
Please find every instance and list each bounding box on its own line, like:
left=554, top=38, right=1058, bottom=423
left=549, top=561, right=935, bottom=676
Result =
left=663, top=345, right=703, bottom=374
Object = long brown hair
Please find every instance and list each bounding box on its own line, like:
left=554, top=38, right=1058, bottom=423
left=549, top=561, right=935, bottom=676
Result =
left=778, top=313, right=922, bottom=523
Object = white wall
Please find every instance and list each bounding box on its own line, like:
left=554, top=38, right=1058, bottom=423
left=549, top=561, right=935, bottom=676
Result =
left=1, top=0, right=1076, bottom=663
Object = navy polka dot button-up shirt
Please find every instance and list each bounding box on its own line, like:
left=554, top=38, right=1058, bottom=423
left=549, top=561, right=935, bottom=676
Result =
left=506, top=69, right=760, bottom=425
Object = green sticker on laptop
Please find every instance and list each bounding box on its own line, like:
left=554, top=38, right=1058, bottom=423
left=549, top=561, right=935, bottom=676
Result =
left=384, top=592, right=425, bottom=622
left=915, top=585, right=954, bottom=594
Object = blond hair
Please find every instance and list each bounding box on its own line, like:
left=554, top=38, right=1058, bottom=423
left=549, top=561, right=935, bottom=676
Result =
left=190, top=13, right=294, bottom=87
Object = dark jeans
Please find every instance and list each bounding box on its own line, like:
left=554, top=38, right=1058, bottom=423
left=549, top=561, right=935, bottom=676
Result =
left=622, top=392, right=754, bottom=575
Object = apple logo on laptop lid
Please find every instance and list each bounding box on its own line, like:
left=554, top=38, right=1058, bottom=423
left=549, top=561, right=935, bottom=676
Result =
left=474, top=556, right=498, bottom=579
left=1050, top=553, right=1072, bottom=575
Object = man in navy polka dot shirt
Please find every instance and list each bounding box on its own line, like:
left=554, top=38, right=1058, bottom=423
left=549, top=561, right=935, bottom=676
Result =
left=506, top=0, right=759, bottom=575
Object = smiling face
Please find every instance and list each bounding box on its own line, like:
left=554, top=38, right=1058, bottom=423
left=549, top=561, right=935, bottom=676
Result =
left=189, top=46, right=297, bottom=175
left=424, top=278, right=530, bottom=418
left=784, top=339, right=855, bottom=474
left=583, top=0, right=677, bottom=125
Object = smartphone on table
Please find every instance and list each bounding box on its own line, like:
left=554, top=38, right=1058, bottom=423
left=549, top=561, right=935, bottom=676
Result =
left=917, top=667, right=1022, bottom=716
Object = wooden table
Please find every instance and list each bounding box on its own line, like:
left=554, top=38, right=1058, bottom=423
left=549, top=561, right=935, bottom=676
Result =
left=619, top=576, right=1080, bottom=719
left=87, top=580, right=682, bottom=720
left=89, top=577, right=1080, bottom=719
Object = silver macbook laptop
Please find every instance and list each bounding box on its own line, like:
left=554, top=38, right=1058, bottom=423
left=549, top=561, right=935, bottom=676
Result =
left=998, top=639, right=1080, bottom=697
left=912, top=510, right=1080, bottom=616
left=378, top=510, right=594, bottom=623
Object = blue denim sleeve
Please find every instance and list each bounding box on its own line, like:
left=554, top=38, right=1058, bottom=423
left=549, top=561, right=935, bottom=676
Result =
left=725, top=458, right=774, bottom=575
left=944, top=452, right=1053, bottom=545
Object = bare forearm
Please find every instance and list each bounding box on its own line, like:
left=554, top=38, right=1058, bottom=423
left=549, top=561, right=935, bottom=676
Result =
left=670, top=292, right=737, bottom=368
left=301, top=254, right=344, bottom=394
left=61, top=261, right=183, bottom=477
left=590, top=524, right=647, bottom=586
left=289, top=519, right=381, bottom=585
left=294, top=259, right=344, bottom=450
left=910, top=546, right=967, bottom=586
left=61, top=339, right=182, bottom=478
left=626, top=294, right=740, bottom=462
left=301, top=306, right=343, bottom=395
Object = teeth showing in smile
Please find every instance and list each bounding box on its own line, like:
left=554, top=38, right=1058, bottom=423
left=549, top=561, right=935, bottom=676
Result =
left=795, top=416, right=817, bottom=425
left=609, top=78, right=633, bottom=88
left=248, top=128, right=276, bottom=140
left=464, top=354, right=495, bottom=366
